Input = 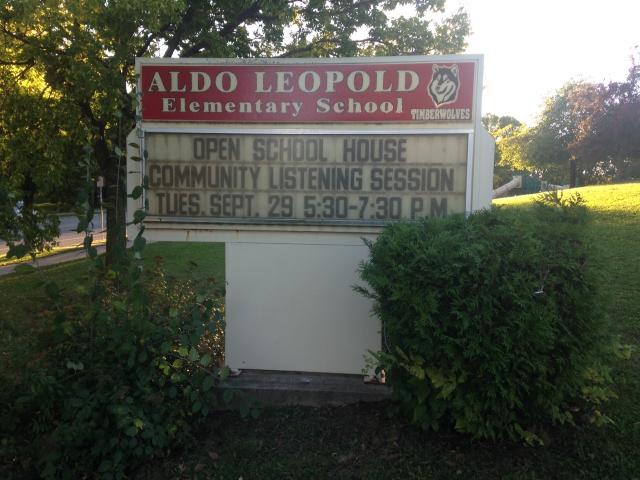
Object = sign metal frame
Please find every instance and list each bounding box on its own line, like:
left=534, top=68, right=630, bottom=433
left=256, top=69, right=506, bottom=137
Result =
left=135, top=55, right=484, bottom=227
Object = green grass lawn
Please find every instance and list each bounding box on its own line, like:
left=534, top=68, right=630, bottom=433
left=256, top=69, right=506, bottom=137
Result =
left=495, top=183, right=640, bottom=341
left=2, top=184, right=639, bottom=479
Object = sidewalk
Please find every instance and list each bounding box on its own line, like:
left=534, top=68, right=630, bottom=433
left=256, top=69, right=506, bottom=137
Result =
left=0, top=245, right=107, bottom=277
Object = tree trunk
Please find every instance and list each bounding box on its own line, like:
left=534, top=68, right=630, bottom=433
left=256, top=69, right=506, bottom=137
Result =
left=95, top=137, right=127, bottom=265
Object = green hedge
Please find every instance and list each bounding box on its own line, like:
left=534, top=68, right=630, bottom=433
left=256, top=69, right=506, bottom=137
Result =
left=358, top=193, right=615, bottom=443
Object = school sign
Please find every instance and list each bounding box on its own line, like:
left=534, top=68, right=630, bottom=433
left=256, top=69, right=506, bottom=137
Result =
left=128, top=56, right=494, bottom=375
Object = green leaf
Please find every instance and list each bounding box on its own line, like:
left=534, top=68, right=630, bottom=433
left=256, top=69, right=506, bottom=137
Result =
left=202, top=375, right=215, bottom=392
left=159, top=362, right=171, bottom=375
left=200, top=355, right=212, bottom=367
left=113, top=300, right=127, bottom=313
left=192, top=401, right=202, bottom=413
left=138, top=350, right=148, bottom=363
left=133, top=209, right=146, bottom=224
left=223, top=389, right=234, bottom=405
left=219, top=367, right=230, bottom=381
left=129, top=185, right=144, bottom=199
left=406, top=364, right=425, bottom=380
left=172, top=359, right=184, bottom=368
left=188, top=347, right=200, bottom=362
left=395, top=346, right=410, bottom=362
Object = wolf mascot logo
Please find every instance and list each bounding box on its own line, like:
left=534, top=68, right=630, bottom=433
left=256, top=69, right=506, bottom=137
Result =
left=428, top=64, right=460, bottom=107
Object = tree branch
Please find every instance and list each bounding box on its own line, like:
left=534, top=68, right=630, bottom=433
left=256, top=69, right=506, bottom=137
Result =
left=136, top=31, right=159, bottom=58
left=180, top=1, right=265, bottom=57
left=0, top=58, right=33, bottom=65
left=163, top=4, right=198, bottom=58
left=15, top=61, right=35, bottom=79
left=78, top=100, right=104, bottom=132
left=219, top=1, right=263, bottom=39
left=0, top=26, right=69, bottom=58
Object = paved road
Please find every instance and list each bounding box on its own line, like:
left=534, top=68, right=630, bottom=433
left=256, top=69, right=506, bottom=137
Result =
left=0, top=213, right=106, bottom=256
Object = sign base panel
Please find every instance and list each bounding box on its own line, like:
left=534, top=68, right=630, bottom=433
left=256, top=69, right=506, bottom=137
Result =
left=225, top=238, right=379, bottom=375
left=218, top=369, right=390, bottom=408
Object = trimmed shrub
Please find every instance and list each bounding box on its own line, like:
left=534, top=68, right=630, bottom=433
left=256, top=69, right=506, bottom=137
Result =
left=358, top=192, right=614, bottom=443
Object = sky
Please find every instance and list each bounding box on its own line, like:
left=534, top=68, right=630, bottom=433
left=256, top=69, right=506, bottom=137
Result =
left=446, top=0, right=640, bottom=125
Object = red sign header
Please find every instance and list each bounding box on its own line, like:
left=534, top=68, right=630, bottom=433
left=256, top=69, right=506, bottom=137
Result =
left=139, top=59, right=477, bottom=124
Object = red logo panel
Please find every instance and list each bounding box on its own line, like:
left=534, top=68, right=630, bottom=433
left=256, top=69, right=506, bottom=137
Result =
left=140, top=60, right=476, bottom=123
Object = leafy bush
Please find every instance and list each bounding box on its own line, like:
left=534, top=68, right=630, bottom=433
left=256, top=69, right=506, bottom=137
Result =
left=0, top=144, right=232, bottom=479
left=0, top=256, right=227, bottom=479
left=358, top=192, right=615, bottom=443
